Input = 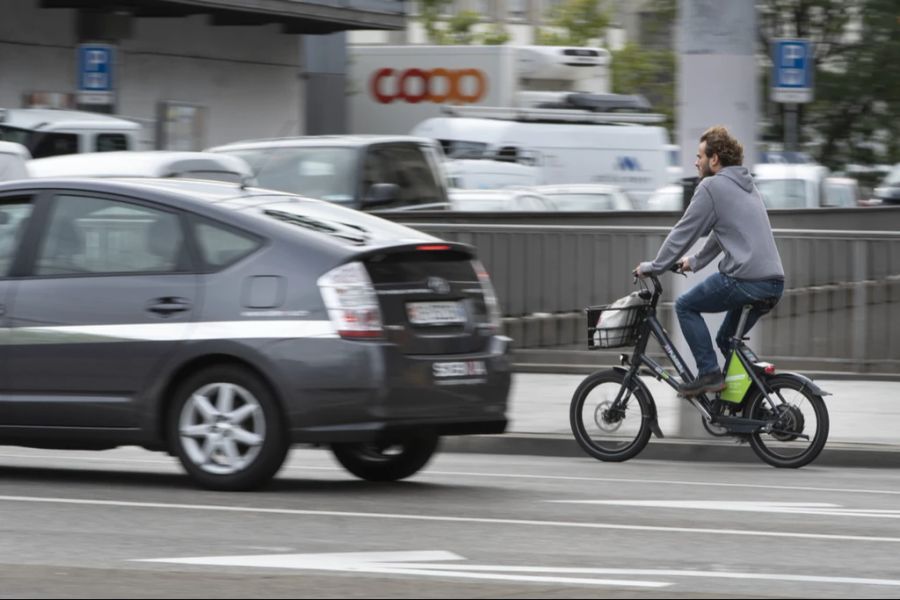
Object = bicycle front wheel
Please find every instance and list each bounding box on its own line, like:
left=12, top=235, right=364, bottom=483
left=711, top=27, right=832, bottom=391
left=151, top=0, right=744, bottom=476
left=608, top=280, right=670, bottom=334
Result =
left=744, top=375, right=829, bottom=468
left=570, top=369, right=653, bottom=462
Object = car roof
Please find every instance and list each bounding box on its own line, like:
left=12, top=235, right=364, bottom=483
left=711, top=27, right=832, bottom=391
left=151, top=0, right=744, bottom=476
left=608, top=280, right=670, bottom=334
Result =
left=0, top=177, right=434, bottom=252
left=28, top=151, right=253, bottom=179
left=207, top=135, right=435, bottom=152
left=0, top=108, right=141, bottom=131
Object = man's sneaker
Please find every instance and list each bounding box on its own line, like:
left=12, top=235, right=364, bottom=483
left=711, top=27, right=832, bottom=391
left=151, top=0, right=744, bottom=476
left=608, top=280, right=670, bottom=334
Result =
left=679, top=372, right=726, bottom=397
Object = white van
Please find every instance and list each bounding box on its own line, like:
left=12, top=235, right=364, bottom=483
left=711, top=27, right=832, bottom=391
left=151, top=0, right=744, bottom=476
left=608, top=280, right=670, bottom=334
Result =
left=0, top=108, right=141, bottom=159
left=412, top=111, right=671, bottom=205
left=28, top=151, right=254, bottom=184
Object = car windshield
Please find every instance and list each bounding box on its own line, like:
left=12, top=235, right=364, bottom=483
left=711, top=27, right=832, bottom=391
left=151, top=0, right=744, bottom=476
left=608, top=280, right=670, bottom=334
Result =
left=755, top=179, right=811, bottom=209
left=226, top=147, right=358, bottom=204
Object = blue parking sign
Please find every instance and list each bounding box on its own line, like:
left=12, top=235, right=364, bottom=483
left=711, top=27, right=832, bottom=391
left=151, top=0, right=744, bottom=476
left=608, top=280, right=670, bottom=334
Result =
left=771, top=39, right=814, bottom=103
left=77, top=44, right=115, bottom=93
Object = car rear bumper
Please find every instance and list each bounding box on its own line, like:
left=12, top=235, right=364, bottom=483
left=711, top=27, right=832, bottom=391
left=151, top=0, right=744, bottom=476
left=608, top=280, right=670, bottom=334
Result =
left=273, top=335, right=513, bottom=443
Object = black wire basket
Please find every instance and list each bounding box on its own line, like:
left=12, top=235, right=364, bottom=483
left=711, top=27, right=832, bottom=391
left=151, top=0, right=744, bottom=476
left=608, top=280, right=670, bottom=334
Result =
left=586, top=303, right=645, bottom=349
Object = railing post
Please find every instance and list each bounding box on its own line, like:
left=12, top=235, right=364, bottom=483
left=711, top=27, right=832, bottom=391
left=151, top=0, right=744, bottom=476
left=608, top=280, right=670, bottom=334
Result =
left=852, top=239, right=869, bottom=374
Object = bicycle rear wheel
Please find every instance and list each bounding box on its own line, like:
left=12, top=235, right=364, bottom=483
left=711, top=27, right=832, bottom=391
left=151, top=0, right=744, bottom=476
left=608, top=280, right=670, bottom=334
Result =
left=570, top=369, right=653, bottom=462
left=744, top=375, right=829, bottom=468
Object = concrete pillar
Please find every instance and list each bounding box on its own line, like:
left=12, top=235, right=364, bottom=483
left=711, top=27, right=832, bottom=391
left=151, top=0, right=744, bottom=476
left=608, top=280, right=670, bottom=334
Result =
left=302, top=32, right=348, bottom=135
left=674, top=0, right=758, bottom=437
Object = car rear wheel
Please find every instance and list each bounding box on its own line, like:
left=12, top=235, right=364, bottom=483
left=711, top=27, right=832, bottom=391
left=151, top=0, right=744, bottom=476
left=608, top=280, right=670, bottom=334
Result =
left=331, top=433, right=439, bottom=482
left=168, top=365, right=289, bottom=491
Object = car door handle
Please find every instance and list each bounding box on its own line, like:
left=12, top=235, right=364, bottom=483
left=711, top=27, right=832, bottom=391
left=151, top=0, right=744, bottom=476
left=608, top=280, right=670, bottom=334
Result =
left=147, top=297, right=192, bottom=316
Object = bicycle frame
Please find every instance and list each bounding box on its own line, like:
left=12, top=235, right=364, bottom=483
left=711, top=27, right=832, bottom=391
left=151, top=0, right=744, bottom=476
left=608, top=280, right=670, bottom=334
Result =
left=617, top=274, right=779, bottom=427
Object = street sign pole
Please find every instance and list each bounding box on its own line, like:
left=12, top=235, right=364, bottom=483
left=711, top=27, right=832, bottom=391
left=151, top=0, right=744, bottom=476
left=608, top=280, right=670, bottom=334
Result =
left=76, top=43, right=116, bottom=111
left=785, top=103, right=797, bottom=151
left=771, top=38, right=814, bottom=153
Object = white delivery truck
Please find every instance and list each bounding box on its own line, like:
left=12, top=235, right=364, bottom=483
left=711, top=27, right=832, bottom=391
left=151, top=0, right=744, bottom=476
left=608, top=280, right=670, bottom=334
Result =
left=412, top=107, right=672, bottom=206
left=348, top=45, right=610, bottom=135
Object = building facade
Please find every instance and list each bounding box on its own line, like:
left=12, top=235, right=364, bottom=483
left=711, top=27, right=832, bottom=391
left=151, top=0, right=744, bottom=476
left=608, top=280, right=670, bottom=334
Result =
left=1, top=0, right=405, bottom=147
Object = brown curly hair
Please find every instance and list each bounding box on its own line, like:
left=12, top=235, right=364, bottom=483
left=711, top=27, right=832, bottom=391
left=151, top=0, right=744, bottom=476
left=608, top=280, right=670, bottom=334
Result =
left=700, top=126, right=744, bottom=167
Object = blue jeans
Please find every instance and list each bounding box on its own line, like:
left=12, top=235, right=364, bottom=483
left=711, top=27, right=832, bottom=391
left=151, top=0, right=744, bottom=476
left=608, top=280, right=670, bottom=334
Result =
left=674, top=273, right=784, bottom=376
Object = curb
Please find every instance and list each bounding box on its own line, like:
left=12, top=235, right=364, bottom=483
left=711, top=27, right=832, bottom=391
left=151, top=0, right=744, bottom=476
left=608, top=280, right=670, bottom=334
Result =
left=442, top=434, right=900, bottom=468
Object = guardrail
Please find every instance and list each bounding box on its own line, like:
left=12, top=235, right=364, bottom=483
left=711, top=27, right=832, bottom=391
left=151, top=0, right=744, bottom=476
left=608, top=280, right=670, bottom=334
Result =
left=400, top=222, right=900, bottom=374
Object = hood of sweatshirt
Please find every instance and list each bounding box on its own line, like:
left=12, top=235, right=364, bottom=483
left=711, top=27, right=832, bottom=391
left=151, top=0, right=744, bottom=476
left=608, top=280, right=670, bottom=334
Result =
left=717, top=166, right=754, bottom=193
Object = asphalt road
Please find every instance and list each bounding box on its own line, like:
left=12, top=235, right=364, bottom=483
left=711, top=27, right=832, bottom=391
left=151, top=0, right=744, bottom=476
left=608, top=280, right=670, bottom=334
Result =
left=2, top=446, right=900, bottom=598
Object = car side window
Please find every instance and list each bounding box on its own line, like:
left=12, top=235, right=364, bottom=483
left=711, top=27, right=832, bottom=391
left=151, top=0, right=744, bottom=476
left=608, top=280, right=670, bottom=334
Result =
left=363, top=144, right=443, bottom=205
left=30, top=133, right=79, bottom=158
left=0, top=199, right=35, bottom=277
left=96, top=133, right=129, bottom=152
left=35, top=194, right=186, bottom=276
left=194, top=220, right=261, bottom=269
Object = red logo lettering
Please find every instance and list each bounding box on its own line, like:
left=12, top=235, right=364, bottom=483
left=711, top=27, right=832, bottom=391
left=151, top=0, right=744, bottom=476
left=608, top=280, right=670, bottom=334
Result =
left=370, top=68, right=487, bottom=104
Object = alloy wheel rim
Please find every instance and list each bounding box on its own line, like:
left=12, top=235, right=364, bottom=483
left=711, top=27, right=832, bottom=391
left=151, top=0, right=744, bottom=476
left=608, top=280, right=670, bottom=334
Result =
left=179, top=382, right=265, bottom=475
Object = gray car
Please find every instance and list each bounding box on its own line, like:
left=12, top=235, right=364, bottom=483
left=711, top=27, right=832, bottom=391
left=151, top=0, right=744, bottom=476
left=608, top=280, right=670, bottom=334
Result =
left=0, top=178, right=510, bottom=490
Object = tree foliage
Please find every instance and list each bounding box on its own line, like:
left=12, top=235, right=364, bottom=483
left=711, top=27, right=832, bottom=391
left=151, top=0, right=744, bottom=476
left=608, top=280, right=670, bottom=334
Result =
left=418, top=0, right=510, bottom=45
left=610, top=44, right=675, bottom=133
left=758, top=0, right=899, bottom=168
left=537, top=0, right=611, bottom=47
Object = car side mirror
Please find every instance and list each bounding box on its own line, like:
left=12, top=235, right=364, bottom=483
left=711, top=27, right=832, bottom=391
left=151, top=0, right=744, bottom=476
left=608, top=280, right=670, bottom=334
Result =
left=364, top=182, right=401, bottom=207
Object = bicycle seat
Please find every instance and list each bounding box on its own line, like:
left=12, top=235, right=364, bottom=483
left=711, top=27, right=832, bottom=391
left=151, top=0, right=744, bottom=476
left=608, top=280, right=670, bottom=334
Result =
left=746, top=297, right=779, bottom=312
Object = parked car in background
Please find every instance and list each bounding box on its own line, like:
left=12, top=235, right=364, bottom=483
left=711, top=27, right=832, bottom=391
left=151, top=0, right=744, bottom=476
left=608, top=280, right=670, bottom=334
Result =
left=646, top=183, right=683, bottom=211
left=208, top=136, right=449, bottom=212
left=28, top=151, right=255, bottom=184
left=873, top=164, right=900, bottom=205
left=0, top=141, right=30, bottom=182
left=0, top=108, right=141, bottom=158
left=448, top=188, right=554, bottom=211
left=0, top=177, right=510, bottom=490
left=445, top=158, right=541, bottom=190
left=530, top=183, right=634, bottom=211
left=823, top=176, right=862, bottom=208
left=752, top=163, right=834, bottom=209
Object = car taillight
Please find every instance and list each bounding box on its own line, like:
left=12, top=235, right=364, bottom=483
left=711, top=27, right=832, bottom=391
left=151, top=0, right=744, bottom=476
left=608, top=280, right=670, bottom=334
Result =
left=471, top=259, right=501, bottom=331
left=317, top=262, right=383, bottom=339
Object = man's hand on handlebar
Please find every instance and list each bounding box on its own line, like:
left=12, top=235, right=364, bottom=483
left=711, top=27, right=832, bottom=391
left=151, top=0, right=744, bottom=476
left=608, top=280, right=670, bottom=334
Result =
left=678, top=257, right=693, bottom=273
left=633, top=263, right=648, bottom=279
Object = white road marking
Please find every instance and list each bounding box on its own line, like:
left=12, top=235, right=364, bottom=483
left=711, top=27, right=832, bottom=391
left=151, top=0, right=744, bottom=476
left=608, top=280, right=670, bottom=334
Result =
left=552, top=500, right=900, bottom=519
left=2, top=494, right=900, bottom=544
left=2, top=450, right=900, bottom=497
left=136, top=550, right=900, bottom=589
left=138, top=550, right=669, bottom=589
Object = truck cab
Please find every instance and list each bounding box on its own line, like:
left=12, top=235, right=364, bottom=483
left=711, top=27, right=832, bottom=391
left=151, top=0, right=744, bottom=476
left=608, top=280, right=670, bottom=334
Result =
left=0, top=108, right=141, bottom=159
left=209, top=135, right=449, bottom=211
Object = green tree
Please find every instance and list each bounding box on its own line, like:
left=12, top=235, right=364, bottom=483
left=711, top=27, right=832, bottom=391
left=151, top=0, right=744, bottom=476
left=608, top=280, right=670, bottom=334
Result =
left=418, top=0, right=510, bottom=45
left=758, top=0, right=900, bottom=168
left=610, top=44, right=675, bottom=133
left=537, top=0, right=611, bottom=47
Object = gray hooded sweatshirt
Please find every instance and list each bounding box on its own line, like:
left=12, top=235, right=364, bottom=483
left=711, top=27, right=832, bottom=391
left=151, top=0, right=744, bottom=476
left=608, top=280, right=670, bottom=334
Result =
left=640, top=166, right=784, bottom=281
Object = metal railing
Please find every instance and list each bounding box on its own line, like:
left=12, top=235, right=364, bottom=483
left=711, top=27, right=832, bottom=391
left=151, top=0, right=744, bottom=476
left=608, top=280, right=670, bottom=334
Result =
left=402, top=222, right=900, bottom=374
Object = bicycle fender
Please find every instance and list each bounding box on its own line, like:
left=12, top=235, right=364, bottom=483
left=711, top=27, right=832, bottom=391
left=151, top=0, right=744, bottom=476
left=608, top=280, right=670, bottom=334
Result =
left=613, top=366, right=665, bottom=438
left=773, top=372, right=831, bottom=397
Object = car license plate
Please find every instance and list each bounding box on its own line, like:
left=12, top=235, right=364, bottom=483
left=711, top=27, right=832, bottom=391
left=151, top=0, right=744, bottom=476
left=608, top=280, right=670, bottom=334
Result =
left=407, top=301, right=465, bottom=325
left=433, top=360, right=487, bottom=378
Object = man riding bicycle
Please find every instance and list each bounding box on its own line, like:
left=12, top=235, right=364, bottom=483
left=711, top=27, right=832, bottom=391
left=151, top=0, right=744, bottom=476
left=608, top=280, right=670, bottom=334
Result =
left=635, top=126, right=784, bottom=397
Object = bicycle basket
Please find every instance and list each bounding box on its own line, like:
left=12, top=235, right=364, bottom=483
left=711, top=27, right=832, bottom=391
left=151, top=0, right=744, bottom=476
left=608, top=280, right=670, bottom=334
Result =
left=586, top=303, right=645, bottom=349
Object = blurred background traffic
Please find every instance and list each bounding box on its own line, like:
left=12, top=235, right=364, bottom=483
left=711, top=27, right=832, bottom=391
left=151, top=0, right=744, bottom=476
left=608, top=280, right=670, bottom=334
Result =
left=1, top=0, right=898, bottom=377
